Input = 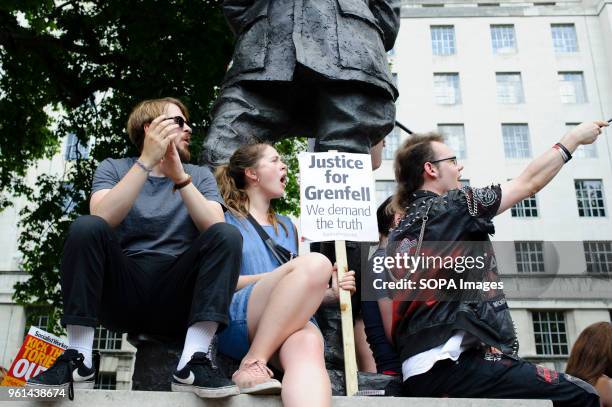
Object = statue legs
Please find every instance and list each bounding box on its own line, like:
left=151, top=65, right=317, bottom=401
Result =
left=201, top=71, right=395, bottom=168
left=202, top=81, right=295, bottom=168
left=312, top=80, right=395, bottom=153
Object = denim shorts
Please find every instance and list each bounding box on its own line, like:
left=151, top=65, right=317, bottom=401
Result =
left=217, top=283, right=319, bottom=361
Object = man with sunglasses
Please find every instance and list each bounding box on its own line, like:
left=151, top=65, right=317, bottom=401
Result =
left=27, top=98, right=242, bottom=398
left=384, top=121, right=608, bottom=405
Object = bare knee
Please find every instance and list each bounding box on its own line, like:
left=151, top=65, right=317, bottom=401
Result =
left=296, top=253, right=332, bottom=290
left=282, top=327, right=325, bottom=364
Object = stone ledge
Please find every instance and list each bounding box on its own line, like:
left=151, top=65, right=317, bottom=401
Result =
left=10, top=390, right=553, bottom=406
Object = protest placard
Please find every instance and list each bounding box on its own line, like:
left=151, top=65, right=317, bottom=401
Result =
left=1, top=327, right=68, bottom=387
left=299, top=152, right=378, bottom=242
left=299, top=151, right=379, bottom=396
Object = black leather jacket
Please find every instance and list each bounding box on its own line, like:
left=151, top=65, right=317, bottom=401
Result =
left=388, top=187, right=519, bottom=362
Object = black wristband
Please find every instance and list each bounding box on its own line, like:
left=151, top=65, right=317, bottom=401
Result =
left=173, top=175, right=192, bottom=193
left=555, top=143, right=572, bottom=162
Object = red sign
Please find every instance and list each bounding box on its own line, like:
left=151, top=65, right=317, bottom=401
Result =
left=1, top=327, right=68, bottom=387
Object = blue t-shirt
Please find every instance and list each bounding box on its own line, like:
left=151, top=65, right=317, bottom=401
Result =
left=224, top=211, right=297, bottom=275
left=91, top=157, right=223, bottom=257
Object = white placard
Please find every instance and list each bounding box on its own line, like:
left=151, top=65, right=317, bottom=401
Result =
left=299, top=152, right=378, bottom=242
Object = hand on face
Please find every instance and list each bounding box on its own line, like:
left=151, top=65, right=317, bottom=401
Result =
left=139, top=115, right=181, bottom=168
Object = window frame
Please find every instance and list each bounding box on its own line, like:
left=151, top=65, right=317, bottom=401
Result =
left=501, top=124, right=532, bottom=159
left=437, top=123, right=467, bottom=159
left=496, top=72, right=525, bottom=104
left=551, top=23, right=578, bottom=53
left=431, top=25, right=456, bottom=56
left=532, top=310, right=569, bottom=356
left=490, top=24, right=517, bottom=54
left=574, top=179, right=606, bottom=217
left=515, top=241, right=545, bottom=272
left=433, top=73, right=462, bottom=105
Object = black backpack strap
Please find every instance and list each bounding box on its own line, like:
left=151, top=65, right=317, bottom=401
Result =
left=246, top=214, right=289, bottom=265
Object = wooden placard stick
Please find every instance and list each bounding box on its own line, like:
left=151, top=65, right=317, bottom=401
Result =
left=335, top=239, right=358, bottom=396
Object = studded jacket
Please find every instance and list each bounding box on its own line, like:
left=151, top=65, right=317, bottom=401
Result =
left=388, top=186, right=519, bottom=362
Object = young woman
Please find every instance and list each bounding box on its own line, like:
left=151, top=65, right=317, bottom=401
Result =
left=566, top=322, right=612, bottom=407
left=215, top=143, right=355, bottom=407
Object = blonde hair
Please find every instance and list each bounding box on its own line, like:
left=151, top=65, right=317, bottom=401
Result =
left=215, top=143, right=288, bottom=236
left=126, top=97, right=189, bottom=152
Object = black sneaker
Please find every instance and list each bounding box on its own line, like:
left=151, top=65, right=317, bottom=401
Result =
left=26, top=349, right=95, bottom=397
left=171, top=352, right=239, bottom=398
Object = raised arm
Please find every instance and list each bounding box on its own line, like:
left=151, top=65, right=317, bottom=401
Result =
left=497, top=120, right=608, bottom=215
left=90, top=116, right=180, bottom=227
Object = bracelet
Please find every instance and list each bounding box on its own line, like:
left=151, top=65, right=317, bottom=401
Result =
left=553, top=143, right=572, bottom=163
left=552, top=145, right=568, bottom=162
left=173, top=175, right=192, bottom=192
left=135, top=160, right=152, bottom=173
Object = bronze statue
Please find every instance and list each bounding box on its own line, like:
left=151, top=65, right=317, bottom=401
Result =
left=202, top=0, right=400, bottom=167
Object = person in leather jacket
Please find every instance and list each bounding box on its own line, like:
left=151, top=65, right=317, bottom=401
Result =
left=387, top=121, right=607, bottom=406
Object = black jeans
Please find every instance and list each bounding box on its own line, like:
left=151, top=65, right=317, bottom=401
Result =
left=60, top=215, right=242, bottom=335
left=403, top=349, right=600, bottom=407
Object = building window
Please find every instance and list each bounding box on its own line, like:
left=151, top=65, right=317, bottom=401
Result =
left=566, top=123, right=597, bottom=158
left=93, top=326, right=122, bottom=350
left=95, top=373, right=117, bottom=390
left=575, top=179, right=606, bottom=217
left=502, top=124, right=531, bottom=159
left=64, top=133, right=90, bottom=161
left=515, top=241, right=545, bottom=272
left=433, top=73, right=461, bottom=104
left=376, top=181, right=396, bottom=205
left=431, top=26, right=456, bottom=56
left=511, top=195, right=538, bottom=217
left=496, top=73, right=524, bottom=104
left=490, top=25, right=516, bottom=54
left=558, top=72, right=587, bottom=103
left=551, top=24, right=578, bottom=53
left=459, top=179, right=470, bottom=187
left=437, top=124, right=467, bottom=159
left=383, top=127, right=401, bottom=161
left=583, top=241, right=612, bottom=274
left=532, top=311, right=568, bottom=356
left=32, top=315, right=50, bottom=331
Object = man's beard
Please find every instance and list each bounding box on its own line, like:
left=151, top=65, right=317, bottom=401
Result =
left=177, top=144, right=191, bottom=162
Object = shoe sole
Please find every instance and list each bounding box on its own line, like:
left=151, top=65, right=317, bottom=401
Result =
left=238, top=381, right=282, bottom=395
left=171, top=383, right=240, bottom=398
left=25, top=381, right=94, bottom=390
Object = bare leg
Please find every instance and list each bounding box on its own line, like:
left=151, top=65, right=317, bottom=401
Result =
left=278, top=323, right=331, bottom=407
left=355, top=317, right=376, bottom=373
left=245, top=252, right=332, bottom=362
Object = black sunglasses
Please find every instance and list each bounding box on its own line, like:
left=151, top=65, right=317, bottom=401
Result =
left=429, top=156, right=457, bottom=166
left=167, top=116, right=191, bottom=128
